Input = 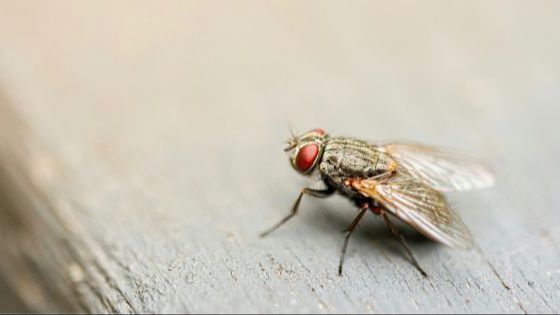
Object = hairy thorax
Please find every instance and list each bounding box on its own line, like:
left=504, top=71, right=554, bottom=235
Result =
left=319, top=137, right=397, bottom=193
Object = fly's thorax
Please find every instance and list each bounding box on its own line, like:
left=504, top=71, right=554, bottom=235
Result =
left=319, top=137, right=397, bottom=185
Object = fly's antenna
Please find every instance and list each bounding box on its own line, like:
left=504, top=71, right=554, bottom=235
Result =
left=284, top=124, right=298, bottom=151
left=288, top=124, right=296, bottom=139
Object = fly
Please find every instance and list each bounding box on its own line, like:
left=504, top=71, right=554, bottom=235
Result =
left=261, top=128, right=495, bottom=277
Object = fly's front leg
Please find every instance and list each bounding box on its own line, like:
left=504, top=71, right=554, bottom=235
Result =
left=260, top=185, right=334, bottom=238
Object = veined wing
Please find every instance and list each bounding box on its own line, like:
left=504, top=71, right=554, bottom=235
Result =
left=351, top=173, right=474, bottom=249
left=379, top=143, right=495, bottom=192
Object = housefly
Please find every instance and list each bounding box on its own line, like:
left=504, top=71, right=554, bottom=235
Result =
left=261, top=128, right=495, bottom=277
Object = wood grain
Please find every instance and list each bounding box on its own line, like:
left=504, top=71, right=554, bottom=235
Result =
left=0, top=1, right=559, bottom=313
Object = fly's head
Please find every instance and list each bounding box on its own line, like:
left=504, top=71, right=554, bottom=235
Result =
left=284, top=128, right=327, bottom=175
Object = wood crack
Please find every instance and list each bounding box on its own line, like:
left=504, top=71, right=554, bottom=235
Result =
left=475, top=245, right=528, bottom=314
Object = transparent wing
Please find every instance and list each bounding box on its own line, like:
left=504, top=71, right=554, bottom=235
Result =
left=379, top=143, right=495, bottom=192
left=351, top=173, right=474, bottom=249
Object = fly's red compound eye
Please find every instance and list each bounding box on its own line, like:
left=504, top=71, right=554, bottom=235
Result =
left=295, top=144, right=319, bottom=172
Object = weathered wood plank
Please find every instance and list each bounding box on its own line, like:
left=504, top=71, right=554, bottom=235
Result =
left=0, top=1, right=559, bottom=313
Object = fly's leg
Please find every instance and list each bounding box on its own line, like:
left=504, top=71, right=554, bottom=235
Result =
left=381, top=211, right=428, bottom=278
left=260, top=187, right=333, bottom=238
left=338, top=203, right=369, bottom=276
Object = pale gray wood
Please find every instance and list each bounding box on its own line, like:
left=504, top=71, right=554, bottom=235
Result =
left=0, top=1, right=559, bottom=313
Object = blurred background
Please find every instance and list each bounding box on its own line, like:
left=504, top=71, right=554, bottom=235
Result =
left=0, top=1, right=559, bottom=313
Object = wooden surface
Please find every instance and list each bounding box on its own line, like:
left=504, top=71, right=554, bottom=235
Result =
left=1, top=1, right=559, bottom=313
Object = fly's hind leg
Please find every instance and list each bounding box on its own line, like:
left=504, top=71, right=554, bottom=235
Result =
left=260, top=185, right=334, bottom=238
left=380, top=211, right=428, bottom=278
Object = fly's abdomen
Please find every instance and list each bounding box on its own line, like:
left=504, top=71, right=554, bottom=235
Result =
left=319, top=137, right=396, bottom=186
